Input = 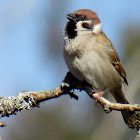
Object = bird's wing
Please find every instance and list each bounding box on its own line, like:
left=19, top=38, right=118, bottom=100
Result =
left=109, top=46, right=128, bottom=85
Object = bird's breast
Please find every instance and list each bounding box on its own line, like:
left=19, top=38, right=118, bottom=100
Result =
left=63, top=34, right=122, bottom=92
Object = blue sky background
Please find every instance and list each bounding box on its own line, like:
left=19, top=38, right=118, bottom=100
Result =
left=0, top=0, right=140, bottom=97
left=0, top=0, right=140, bottom=138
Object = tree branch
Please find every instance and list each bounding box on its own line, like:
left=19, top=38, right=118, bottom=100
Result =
left=0, top=86, right=74, bottom=118
left=0, top=72, right=140, bottom=130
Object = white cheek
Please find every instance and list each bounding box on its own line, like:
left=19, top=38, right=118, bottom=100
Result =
left=76, top=20, right=92, bottom=31
left=93, top=23, right=102, bottom=33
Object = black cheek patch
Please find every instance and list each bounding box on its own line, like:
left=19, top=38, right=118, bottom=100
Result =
left=82, top=23, right=93, bottom=29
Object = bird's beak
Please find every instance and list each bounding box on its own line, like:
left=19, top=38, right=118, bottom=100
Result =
left=66, top=13, right=76, bottom=21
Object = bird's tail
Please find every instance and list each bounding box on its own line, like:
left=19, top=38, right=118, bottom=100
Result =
left=111, top=86, right=134, bottom=124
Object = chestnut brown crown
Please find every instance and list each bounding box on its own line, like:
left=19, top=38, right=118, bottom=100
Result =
left=72, top=9, right=101, bottom=25
left=65, top=9, right=101, bottom=39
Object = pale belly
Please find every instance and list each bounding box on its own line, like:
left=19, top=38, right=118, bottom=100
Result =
left=64, top=50, right=122, bottom=92
left=63, top=34, right=122, bottom=92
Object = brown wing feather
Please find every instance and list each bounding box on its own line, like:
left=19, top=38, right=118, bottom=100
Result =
left=109, top=48, right=128, bottom=85
left=95, top=32, right=128, bottom=85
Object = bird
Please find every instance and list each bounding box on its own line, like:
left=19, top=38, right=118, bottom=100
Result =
left=63, top=9, right=134, bottom=124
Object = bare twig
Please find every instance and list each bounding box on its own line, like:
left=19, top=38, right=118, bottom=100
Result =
left=0, top=85, right=78, bottom=118
left=0, top=72, right=140, bottom=129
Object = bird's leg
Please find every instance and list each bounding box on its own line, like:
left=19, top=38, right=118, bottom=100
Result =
left=92, top=90, right=105, bottom=104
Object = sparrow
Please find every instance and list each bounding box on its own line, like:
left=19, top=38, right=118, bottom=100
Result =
left=63, top=9, right=134, bottom=124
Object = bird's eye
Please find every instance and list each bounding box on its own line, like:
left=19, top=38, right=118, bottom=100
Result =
left=82, top=23, right=93, bottom=29
left=82, top=16, right=85, bottom=19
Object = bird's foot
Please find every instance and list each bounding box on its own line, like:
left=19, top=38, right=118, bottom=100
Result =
left=92, top=91, right=104, bottom=105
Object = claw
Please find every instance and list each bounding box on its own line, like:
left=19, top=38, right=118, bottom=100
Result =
left=92, top=90, right=104, bottom=105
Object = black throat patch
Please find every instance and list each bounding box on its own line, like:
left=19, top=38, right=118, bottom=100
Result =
left=65, top=21, right=77, bottom=39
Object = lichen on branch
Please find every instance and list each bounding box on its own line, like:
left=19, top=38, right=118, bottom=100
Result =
left=0, top=72, right=140, bottom=130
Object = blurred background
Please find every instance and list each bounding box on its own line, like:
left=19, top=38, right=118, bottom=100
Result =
left=0, top=0, right=140, bottom=140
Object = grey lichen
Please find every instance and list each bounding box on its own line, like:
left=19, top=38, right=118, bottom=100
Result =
left=0, top=92, right=39, bottom=118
